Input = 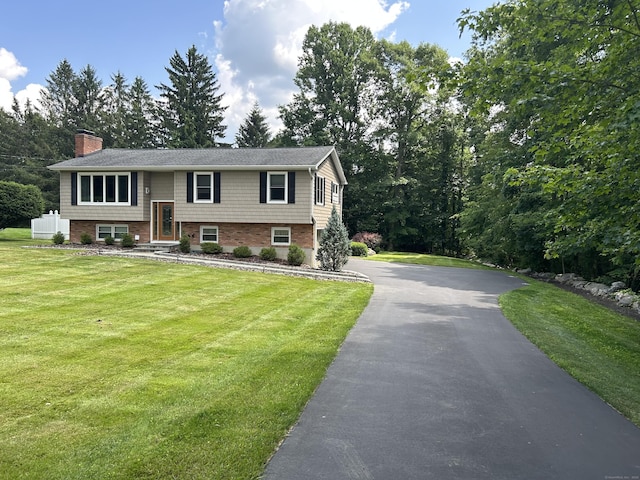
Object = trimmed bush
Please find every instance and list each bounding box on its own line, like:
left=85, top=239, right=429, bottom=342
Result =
left=179, top=234, right=191, bottom=253
left=233, top=245, right=252, bottom=258
left=51, top=231, right=65, bottom=245
left=120, top=233, right=134, bottom=248
left=351, top=232, right=382, bottom=252
left=260, top=247, right=278, bottom=261
left=80, top=232, right=93, bottom=245
left=201, top=242, right=223, bottom=254
left=104, top=235, right=115, bottom=246
left=287, top=244, right=305, bottom=266
left=350, top=241, right=368, bottom=257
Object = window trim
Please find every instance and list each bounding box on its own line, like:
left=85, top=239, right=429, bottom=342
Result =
left=194, top=172, right=214, bottom=203
left=200, top=225, right=219, bottom=243
left=331, top=181, right=340, bottom=204
left=315, top=174, right=326, bottom=206
left=96, top=224, right=129, bottom=241
left=271, top=226, right=291, bottom=246
left=78, top=172, right=131, bottom=205
left=267, top=172, right=288, bottom=204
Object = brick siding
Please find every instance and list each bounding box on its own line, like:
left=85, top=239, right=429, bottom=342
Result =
left=180, top=222, right=314, bottom=249
left=70, top=220, right=150, bottom=243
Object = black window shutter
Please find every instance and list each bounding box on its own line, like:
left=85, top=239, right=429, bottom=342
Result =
left=259, top=172, right=267, bottom=203
left=288, top=171, right=296, bottom=204
left=71, top=172, right=77, bottom=205
left=213, top=172, right=221, bottom=203
left=131, top=172, right=138, bottom=206
left=187, top=172, right=194, bottom=203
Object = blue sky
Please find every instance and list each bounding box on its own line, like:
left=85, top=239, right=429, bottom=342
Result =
left=0, top=0, right=494, bottom=141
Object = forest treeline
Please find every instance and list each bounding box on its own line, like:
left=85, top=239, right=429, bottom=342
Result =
left=1, top=0, right=638, bottom=290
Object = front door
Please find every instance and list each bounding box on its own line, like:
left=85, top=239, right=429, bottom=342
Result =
left=157, top=202, right=175, bottom=241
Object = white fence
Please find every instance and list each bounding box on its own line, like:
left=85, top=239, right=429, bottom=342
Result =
left=31, top=211, right=70, bottom=240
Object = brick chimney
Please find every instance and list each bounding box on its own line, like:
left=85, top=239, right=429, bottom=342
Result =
left=75, top=129, right=103, bottom=157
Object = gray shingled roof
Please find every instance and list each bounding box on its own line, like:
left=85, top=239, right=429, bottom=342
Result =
left=50, top=146, right=338, bottom=170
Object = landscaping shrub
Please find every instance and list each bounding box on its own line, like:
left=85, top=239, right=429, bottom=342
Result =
left=233, top=245, right=252, bottom=258
left=179, top=234, right=191, bottom=253
left=351, top=232, right=382, bottom=252
left=316, top=206, right=350, bottom=271
left=51, top=231, right=65, bottom=245
left=260, top=247, right=278, bottom=261
left=350, top=241, right=368, bottom=257
left=201, top=242, right=223, bottom=254
left=104, top=235, right=115, bottom=246
left=287, top=244, right=305, bottom=266
left=80, top=232, right=93, bottom=245
left=120, top=234, right=134, bottom=248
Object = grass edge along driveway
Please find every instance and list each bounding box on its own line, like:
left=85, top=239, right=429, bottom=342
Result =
left=0, top=232, right=372, bottom=480
left=366, top=251, right=640, bottom=427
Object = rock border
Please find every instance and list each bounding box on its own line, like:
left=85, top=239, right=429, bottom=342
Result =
left=517, top=269, right=640, bottom=320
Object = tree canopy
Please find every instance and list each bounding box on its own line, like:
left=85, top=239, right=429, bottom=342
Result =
left=157, top=45, right=227, bottom=148
left=236, top=102, right=271, bottom=147
left=458, top=0, right=640, bottom=287
left=0, top=181, right=44, bottom=229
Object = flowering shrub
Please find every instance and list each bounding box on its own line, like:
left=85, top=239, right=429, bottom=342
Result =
left=351, top=232, right=382, bottom=252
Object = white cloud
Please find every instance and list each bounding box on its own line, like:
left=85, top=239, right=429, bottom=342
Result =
left=0, top=48, right=27, bottom=81
left=0, top=48, right=43, bottom=114
left=15, top=83, right=44, bottom=111
left=213, top=0, right=409, bottom=143
left=0, top=77, right=13, bottom=111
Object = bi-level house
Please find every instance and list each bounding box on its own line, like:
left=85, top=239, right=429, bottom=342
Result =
left=49, top=131, right=347, bottom=266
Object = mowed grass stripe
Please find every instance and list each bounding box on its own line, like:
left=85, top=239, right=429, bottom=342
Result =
left=0, top=235, right=372, bottom=479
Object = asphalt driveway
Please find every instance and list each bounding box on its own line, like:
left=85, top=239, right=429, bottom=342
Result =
left=263, top=259, right=640, bottom=479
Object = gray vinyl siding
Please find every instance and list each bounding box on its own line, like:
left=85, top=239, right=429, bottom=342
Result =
left=59, top=171, right=147, bottom=221
left=150, top=172, right=174, bottom=200
left=312, top=158, right=343, bottom=228
left=174, top=170, right=312, bottom=224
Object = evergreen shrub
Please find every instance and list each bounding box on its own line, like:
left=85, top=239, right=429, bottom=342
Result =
left=179, top=234, right=191, bottom=253
left=52, top=231, right=65, bottom=245
left=80, top=232, right=93, bottom=245
left=233, top=245, right=252, bottom=258
left=120, top=234, right=134, bottom=248
left=260, top=247, right=278, bottom=261
left=104, top=236, right=115, bottom=246
left=201, top=242, right=223, bottom=254
left=350, top=242, right=368, bottom=257
left=287, top=244, right=305, bottom=266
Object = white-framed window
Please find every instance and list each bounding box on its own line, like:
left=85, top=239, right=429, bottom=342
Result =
left=79, top=173, right=130, bottom=205
left=331, top=182, right=340, bottom=204
left=315, top=175, right=325, bottom=205
left=271, top=227, right=291, bottom=246
left=268, top=172, right=287, bottom=203
left=97, top=224, right=129, bottom=241
left=194, top=172, right=213, bottom=203
left=200, top=226, right=219, bottom=243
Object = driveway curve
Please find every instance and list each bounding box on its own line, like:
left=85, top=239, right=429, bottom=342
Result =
left=263, top=259, right=640, bottom=479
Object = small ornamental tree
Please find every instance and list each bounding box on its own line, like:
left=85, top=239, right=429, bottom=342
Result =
left=316, top=206, right=350, bottom=271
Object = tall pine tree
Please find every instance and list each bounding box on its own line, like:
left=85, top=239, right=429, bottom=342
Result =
left=235, top=102, right=271, bottom=147
left=157, top=46, right=227, bottom=148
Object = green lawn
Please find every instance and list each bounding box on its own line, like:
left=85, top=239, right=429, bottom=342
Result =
left=368, top=250, right=640, bottom=427
left=0, top=229, right=373, bottom=479
left=500, top=279, right=640, bottom=426
left=365, top=251, right=491, bottom=269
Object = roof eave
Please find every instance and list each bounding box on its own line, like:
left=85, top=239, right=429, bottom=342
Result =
left=49, top=164, right=320, bottom=172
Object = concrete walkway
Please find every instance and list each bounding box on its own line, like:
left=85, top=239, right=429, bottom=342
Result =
left=262, top=259, right=640, bottom=479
